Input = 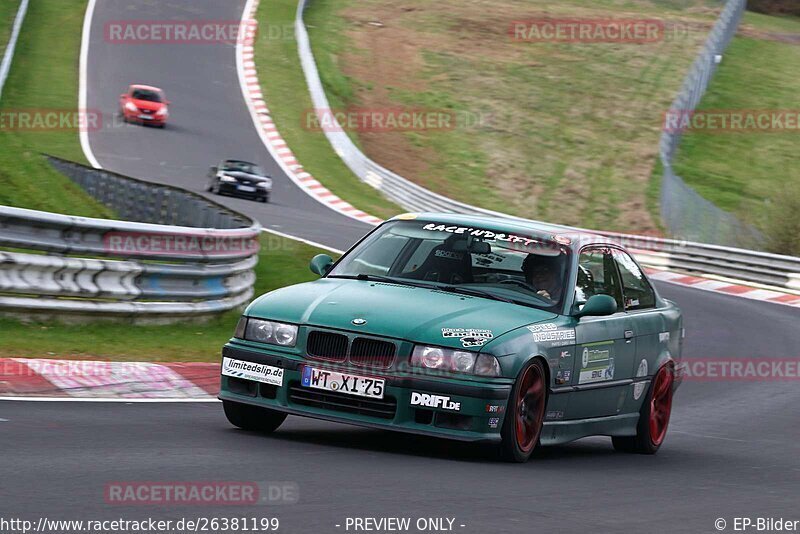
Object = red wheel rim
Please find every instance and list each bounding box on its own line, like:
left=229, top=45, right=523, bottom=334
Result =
left=514, top=364, right=546, bottom=453
left=649, top=365, right=674, bottom=446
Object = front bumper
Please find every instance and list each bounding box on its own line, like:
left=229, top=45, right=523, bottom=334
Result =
left=219, top=344, right=512, bottom=443
left=123, top=109, right=166, bottom=125
left=217, top=183, right=269, bottom=200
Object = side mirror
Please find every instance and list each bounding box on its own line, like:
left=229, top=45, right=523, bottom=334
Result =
left=574, top=294, right=617, bottom=318
left=309, top=254, right=334, bottom=276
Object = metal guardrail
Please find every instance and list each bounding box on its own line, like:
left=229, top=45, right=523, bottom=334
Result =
left=658, top=0, right=761, bottom=248
left=294, top=0, right=800, bottom=293
left=0, top=159, right=261, bottom=319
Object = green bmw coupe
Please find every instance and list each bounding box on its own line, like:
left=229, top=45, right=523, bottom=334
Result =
left=219, top=214, right=683, bottom=462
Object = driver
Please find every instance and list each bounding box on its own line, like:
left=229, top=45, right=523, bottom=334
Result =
left=522, top=254, right=563, bottom=303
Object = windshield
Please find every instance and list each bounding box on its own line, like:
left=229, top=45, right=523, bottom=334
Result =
left=222, top=161, right=263, bottom=175
left=329, top=220, right=571, bottom=311
left=131, top=89, right=163, bottom=103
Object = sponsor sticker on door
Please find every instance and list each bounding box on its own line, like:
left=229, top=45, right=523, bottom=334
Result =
left=578, top=343, right=615, bottom=384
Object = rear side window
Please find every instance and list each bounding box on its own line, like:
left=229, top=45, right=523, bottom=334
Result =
left=613, top=250, right=656, bottom=310
left=576, top=247, right=623, bottom=310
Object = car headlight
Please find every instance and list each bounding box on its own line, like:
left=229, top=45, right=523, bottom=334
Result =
left=474, top=354, right=502, bottom=377
left=257, top=180, right=271, bottom=189
left=124, top=102, right=137, bottom=112
left=219, top=174, right=237, bottom=183
left=235, top=317, right=297, bottom=347
left=411, top=345, right=483, bottom=375
left=156, top=107, right=168, bottom=116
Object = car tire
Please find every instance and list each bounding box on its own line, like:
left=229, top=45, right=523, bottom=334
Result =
left=259, top=195, right=269, bottom=203
left=223, top=400, right=287, bottom=433
left=211, top=182, right=220, bottom=195
left=612, top=362, right=674, bottom=454
left=499, top=358, right=547, bottom=463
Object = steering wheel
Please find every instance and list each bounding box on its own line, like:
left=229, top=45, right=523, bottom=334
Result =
left=499, top=279, right=539, bottom=292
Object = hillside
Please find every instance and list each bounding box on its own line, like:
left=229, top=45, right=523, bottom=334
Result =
left=306, top=0, right=722, bottom=233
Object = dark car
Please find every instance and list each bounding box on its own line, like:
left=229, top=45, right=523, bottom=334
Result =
left=207, top=160, right=272, bottom=203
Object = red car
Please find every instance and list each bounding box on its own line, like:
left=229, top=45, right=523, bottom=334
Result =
left=119, top=84, right=169, bottom=127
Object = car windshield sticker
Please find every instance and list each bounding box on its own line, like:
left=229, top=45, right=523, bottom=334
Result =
left=421, top=223, right=540, bottom=248
left=578, top=342, right=615, bottom=384
left=442, top=328, right=493, bottom=348
left=527, top=323, right=576, bottom=346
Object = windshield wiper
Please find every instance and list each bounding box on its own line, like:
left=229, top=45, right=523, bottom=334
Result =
left=438, top=285, right=515, bottom=304
left=328, top=274, right=434, bottom=290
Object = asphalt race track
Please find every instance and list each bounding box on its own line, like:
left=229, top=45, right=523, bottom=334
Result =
left=84, top=0, right=369, bottom=250
left=2, top=1, right=799, bottom=532
left=3, top=286, right=800, bottom=534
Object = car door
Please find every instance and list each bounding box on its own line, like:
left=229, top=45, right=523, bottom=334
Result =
left=611, top=248, right=665, bottom=407
left=567, top=246, right=637, bottom=419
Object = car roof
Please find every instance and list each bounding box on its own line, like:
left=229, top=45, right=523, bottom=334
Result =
left=389, top=212, right=619, bottom=251
left=129, top=84, right=163, bottom=92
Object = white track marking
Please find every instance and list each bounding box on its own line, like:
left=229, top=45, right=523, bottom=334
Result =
left=0, top=0, right=29, bottom=102
left=78, top=0, right=102, bottom=169
left=260, top=228, right=344, bottom=255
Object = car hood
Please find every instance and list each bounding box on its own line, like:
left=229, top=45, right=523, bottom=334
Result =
left=245, top=278, right=558, bottom=349
left=132, top=99, right=165, bottom=111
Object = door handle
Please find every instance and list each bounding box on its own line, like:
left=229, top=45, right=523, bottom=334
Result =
left=624, top=330, right=634, bottom=340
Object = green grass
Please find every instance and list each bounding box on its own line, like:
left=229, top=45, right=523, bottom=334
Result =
left=299, top=0, right=720, bottom=235
left=0, top=0, right=112, bottom=217
left=0, top=0, right=21, bottom=51
left=1, top=234, right=337, bottom=362
left=672, top=12, right=800, bottom=232
left=252, top=0, right=401, bottom=220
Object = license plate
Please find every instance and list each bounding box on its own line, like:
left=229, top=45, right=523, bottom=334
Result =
left=301, top=366, right=384, bottom=399
left=138, top=114, right=153, bottom=120
left=237, top=185, right=256, bottom=192
left=222, top=357, right=283, bottom=386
